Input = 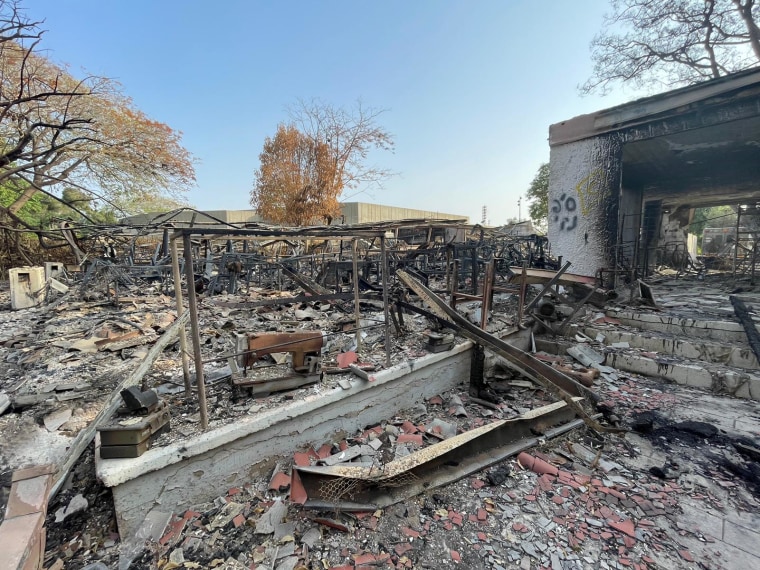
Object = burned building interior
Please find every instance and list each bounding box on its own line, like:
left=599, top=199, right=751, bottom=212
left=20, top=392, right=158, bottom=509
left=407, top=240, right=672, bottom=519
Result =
left=2, top=77, right=760, bottom=570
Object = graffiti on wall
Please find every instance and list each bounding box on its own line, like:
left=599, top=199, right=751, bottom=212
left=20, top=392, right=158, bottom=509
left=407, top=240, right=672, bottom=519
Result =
left=575, top=169, right=607, bottom=216
left=550, top=193, right=577, bottom=231
left=551, top=169, right=609, bottom=233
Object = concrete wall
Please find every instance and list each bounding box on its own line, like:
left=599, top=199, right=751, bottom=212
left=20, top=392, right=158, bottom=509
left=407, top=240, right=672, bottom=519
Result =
left=548, top=135, right=623, bottom=276
left=122, top=205, right=468, bottom=228
left=100, top=343, right=474, bottom=538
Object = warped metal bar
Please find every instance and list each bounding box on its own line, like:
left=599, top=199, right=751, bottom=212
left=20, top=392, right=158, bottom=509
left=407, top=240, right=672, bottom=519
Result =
left=294, top=401, right=585, bottom=510
left=396, top=270, right=594, bottom=401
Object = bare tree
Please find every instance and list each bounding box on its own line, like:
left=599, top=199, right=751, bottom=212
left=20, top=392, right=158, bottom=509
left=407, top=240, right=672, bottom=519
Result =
left=251, top=99, right=394, bottom=226
left=582, top=0, right=760, bottom=95
left=0, top=0, right=195, bottom=228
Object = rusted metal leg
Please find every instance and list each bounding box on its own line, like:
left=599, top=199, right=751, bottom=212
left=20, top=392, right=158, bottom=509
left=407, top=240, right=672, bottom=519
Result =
left=517, top=262, right=528, bottom=323
left=183, top=234, right=209, bottom=430
left=450, top=260, right=459, bottom=309
left=170, top=239, right=192, bottom=395
left=352, top=238, right=362, bottom=353
left=480, top=260, right=494, bottom=330
left=381, top=236, right=391, bottom=368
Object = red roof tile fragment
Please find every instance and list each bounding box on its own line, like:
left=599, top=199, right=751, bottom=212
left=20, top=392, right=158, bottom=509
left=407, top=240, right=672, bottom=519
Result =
left=679, top=550, right=694, bottom=562
left=608, top=518, right=636, bottom=538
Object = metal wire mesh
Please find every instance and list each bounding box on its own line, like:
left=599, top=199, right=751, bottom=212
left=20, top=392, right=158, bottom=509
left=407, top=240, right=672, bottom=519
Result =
left=318, top=477, right=361, bottom=503
left=377, top=471, right=419, bottom=489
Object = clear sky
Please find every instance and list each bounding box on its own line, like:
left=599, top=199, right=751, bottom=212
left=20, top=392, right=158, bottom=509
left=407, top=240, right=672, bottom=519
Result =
left=23, top=0, right=643, bottom=225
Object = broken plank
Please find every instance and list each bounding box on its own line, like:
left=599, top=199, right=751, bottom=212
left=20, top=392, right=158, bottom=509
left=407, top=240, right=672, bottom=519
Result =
left=49, top=310, right=190, bottom=499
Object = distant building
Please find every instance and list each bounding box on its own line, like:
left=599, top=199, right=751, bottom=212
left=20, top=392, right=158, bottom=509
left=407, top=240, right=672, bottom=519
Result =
left=495, top=220, right=536, bottom=236
left=120, top=202, right=469, bottom=228
left=339, top=202, right=468, bottom=225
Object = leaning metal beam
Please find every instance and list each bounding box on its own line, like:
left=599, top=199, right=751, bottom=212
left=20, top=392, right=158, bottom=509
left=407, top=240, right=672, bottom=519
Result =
left=279, top=264, right=333, bottom=296
left=523, top=261, right=573, bottom=313
left=396, top=271, right=624, bottom=434
left=294, top=400, right=586, bottom=510
left=731, top=295, right=760, bottom=363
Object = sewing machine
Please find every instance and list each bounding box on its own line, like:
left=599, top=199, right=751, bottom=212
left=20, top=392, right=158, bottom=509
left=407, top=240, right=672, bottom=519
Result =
left=234, top=331, right=324, bottom=395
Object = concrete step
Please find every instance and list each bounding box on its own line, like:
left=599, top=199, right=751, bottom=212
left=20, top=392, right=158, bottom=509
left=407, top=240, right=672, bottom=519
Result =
left=605, top=309, right=750, bottom=343
left=535, top=337, right=760, bottom=401
left=582, top=325, right=758, bottom=371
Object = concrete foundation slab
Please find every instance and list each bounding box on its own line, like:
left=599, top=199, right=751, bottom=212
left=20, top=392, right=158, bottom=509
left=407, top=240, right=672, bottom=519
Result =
left=536, top=338, right=760, bottom=401
left=583, top=326, right=758, bottom=370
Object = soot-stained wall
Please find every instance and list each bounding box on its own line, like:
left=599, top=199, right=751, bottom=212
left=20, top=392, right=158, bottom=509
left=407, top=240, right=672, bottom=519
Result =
left=548, top=134, right=623, bottom=277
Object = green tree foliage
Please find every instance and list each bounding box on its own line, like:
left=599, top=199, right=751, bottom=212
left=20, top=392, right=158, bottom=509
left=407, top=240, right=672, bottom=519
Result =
left=0, top=0, right=195, bottom=229
left=0, top=182, right=117, bottom=227
left=583, top=0, right=760, bottom=95
left=689, top=205, right=737, bottom=236
left=525, top=163, right=549, bottom=232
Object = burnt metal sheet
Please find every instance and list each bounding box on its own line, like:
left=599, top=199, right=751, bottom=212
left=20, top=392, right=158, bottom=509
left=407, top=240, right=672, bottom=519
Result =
left=295, top=400, right=585, bottom=510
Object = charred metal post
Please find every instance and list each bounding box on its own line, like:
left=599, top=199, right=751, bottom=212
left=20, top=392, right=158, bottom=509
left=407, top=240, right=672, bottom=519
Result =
left=731, top=295, right=760, bottom=363
left=480, top=260, right=495, bottom=330
left=523, top=261, right=572, bottom=314
left=161, top=228, right=169, bottom=259
left=469, top=343, right=486, bottom=397
left=381, top=235, right=392, bottom=368
left=182, top=233, right=209, bottom=430
left=517, top=262, right=528, bottom=323
left=470, top=247, right=478, bottom=294
left=170, top=239, right=192, bottom=394
left=445, top=247, right=452, bottom=292
left=450, top=260, right=460, bottom=308
left=352, top=238, right=362, bottom=353
left=733, top=205, right=742, bottom=278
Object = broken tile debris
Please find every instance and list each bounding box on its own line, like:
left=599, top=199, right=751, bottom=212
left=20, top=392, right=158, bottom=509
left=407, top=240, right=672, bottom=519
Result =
left=1, top=241, right=759, bottom=570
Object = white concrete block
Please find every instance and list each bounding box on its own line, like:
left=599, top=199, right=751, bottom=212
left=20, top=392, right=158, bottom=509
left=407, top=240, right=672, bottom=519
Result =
left=9, top=267, right=45, bottom=310
left=43, top=262, right=64, bottom=280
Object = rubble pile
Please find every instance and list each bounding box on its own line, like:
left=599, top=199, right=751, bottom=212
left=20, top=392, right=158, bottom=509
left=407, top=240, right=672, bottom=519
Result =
left=3, top=229, right=760, bottom=570
left=41, top=373, right=760, bottom=570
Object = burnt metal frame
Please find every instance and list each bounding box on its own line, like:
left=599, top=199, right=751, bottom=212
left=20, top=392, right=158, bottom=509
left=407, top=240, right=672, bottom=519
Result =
left=169, top=226, right=390, bottom=430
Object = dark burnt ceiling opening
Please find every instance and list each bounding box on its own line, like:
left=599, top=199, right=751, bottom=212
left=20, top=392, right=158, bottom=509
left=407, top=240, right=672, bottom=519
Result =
left=622, top=115, right=760, bottom=210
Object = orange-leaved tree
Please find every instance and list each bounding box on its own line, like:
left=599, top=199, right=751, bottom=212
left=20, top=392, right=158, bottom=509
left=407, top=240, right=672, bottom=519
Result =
left=251, top=99, right=393, bottom=226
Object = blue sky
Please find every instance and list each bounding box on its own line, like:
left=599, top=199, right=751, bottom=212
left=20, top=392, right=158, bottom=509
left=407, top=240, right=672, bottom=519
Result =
left=24, top=0, right=643, bottom=225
